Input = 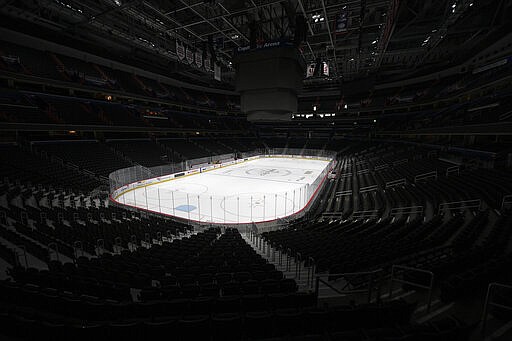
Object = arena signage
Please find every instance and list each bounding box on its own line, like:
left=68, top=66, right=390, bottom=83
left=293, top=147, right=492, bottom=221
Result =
left=176, top=41, right=185, bottom=60
left=186, top=47, right=194, bottom=64
left=235, top=40, right=294, bottom=53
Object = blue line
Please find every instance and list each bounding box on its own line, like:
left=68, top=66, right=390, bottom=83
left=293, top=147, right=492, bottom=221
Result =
left=208, top=172, right=311, bottom=185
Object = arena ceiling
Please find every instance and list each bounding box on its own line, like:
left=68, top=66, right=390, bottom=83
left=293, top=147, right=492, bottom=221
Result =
left=0, top=0, right=510, bottom=84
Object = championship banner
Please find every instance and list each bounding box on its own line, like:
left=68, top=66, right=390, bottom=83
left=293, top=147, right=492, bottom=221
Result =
left=323, top=61, right=330, bottom=76
left=335, top=7, right=348, bottom=33
left=204, top=56, right=211, bottom=71
left=176, top=41, right=185, bottom=60
left=214, top=63, right=221, bottom=81
left=186, top=47, right=194, bottom=64
left=195, top=50, right=203, bottom=68
left=306, top=62, right=316, bottom=78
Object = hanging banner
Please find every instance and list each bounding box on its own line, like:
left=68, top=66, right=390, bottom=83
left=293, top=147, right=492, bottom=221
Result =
left=176, top=41, right=185, bottom=60
left=335, top=7, right=348, bottom=33
left=323, top=61, right=330, bottom=76
left=195, top=50, right=203, bottom=68
left=186, top=47, right=194, bottom=64
left=204, top=56, right=211, bottom=71
left=214, top=63, right=221, bottom=81
left=306, top=62, right=316, bottom=78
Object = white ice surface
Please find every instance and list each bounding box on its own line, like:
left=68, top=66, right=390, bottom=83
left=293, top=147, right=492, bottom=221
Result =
left=115, top=157, right=330, bottom=224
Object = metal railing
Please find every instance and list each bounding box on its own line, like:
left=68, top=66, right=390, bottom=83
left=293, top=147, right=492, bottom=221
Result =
left=390, top=206, right=424, bottom=217
left=427, top=150, right=438, bottom=158
left=392, top=159, right=408, bottom=166
left=481, top=282, right=512, bottom=335
left=306, top=257, right=316, bottom=288
left=114, top=237, right=123, bottom=253
left=15, top=245, right=28, bottom=268
left=286, top=248, right=292, bottom=272
left=374, top=164, right=390, bottom=171
left=96, top=239, right=106, bottom=255
left=48, top=242, right=60, bottom=262
left=360, top=184, right=378, bottom=193
left=129, top=235, right=138, bottom=251
left=352, top=209, right=379, bottom=219
left=295, top=252, right=302, bottom=280
left=446, top=166, right=460, bottom=177
left=438, top=199, right=481, bottom=213
left=389, top=265, right=434, bottom=312
left=414, top=171, right=437, bottom=183
left=321, top=212, right=344, bottom=220
left=501, top=194, right=512, bottom=211
left=386, top=178, right=407, bottom=188
left=336, top=190, right=353, bottom=197
left=0, top=210, right=6, bottom=225
left=314, top=268, right=384, bottom=303
left=73, top=241, right=84, bottom=259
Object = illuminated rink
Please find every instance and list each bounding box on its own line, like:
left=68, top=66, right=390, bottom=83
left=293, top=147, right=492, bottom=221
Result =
left=114, top=157, right=331, bottom=224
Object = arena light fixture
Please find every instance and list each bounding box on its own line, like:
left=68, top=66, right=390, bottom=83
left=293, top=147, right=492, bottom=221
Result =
left=312, top=13, right=324, bottom=23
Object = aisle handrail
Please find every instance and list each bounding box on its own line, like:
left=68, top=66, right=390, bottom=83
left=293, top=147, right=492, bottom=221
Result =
left=295, top=252, right=302, bottom=280
left=389, top=265, right=434, bottom=312
left=315, top=268, right=384, bottom=303
left=481, top=282, right=512, bottom=335
left=307, top=257, right=316, bottom=288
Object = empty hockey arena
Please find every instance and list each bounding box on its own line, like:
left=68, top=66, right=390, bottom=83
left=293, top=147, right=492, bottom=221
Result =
left=112, top=156, right=332, bottom=224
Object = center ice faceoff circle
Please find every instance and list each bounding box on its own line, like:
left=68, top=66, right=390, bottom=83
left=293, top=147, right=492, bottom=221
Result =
left=245, top=168, right=292, bottom=177
left=116, top=156, right=331, bottom=224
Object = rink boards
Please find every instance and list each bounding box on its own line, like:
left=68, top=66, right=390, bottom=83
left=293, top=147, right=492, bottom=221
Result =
left=111, top=155, right=333, bottom=225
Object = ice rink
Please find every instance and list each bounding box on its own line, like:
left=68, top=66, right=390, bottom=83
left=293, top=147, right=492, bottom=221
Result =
left=114, top=157, right=331, bottom=224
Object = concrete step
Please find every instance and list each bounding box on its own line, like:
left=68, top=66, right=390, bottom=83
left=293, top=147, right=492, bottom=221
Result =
left=242, top=233, right=313, bottom=291
left=415, top=302, right=455, bottom=324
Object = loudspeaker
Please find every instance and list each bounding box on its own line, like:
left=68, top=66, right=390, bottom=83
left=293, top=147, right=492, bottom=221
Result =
left=294, top=14, right=307, bottom=45
left=314, top=57, right=322, bottom=76
left=208, top=35, right=216, bottom=61
left=249, top=21, right=257, bottom=49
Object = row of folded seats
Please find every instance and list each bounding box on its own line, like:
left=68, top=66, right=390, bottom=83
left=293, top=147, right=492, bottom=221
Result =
left=2, top=290, right=468, bottom=341
left=329, top=146, right=511, bottom=217
left=0, top=309, right=470, bottom=341
left=10, top=265, right=297, bottom=301
left=0, top=146, right=101, bottom=192
left=1, top=212, right=187, bottom=261
left=2, top=185, right=193, bottom=258
left=0, top=242, right=16, bottom=266
left=35, top=142, right=131, bottom=177
left=7, top=228, right=297, bottom=300
left=0, top=280, right=312, bottom=318
left=262, top=208, right=512, bottom=317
